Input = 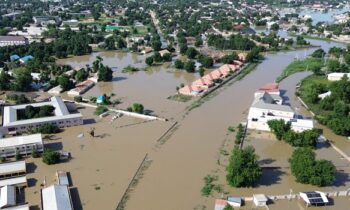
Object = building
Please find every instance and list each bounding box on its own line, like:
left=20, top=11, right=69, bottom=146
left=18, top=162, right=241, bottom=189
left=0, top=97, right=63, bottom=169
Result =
left=299, top=191, right=329, bottom=206
left=0, top=36, right=28, bottom=47
left=56, top=171, right=69, bottom=186
left=159, top=49, right=171, bottom=57
left=227, top=197, right=242, bottom=207
left=61, top=20, right=79, bottom=28
left=253, top=194, right=268, bottom=206
left=33, top=16, right=61, bottom=25
left=247, top=83, right=314, bottom=132
left=0, top=161, right=26, bottom=179
left=0, top=204, right=29, bottom=210
left=0, top=176, right=27, bottom=188
left=214, top=199, right=229, bottom=210
left=327, top=72, right=350, bottom=81
left=10, top=55, right=20, bottom=62
left=19, top=55, right=34, bottom=64
left=48, top=85, right=63, bottom=95
left=41, top=185, right=74, bottom=210
left=0, top=134, right=43, bottom=157
left=0, top=185, right=16, bottom=208
left=67, top=79, right=95, bottom=96
left=1, top=96, right=83, bottom=134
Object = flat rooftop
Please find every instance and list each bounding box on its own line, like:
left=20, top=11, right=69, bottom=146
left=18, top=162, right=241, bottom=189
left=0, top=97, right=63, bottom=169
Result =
left=0, top=161, right=26, bottom=176
left=2, top=96, right=82, bottom=127
left=0, top=134, right=42, bottom=148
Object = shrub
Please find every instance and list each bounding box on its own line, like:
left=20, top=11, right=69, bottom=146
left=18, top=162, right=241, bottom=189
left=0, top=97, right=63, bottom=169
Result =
left=32, top=149, right=40, bottom=158
left=31, top=124, right=61, bottom=134
left=42, top=149, right=60, bottom=165
left=95, top=106, right=108, bottom=115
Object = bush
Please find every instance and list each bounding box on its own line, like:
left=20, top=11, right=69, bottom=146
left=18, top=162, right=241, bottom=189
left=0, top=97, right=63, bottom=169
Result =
left=74, top=96, right=83, bottom=102
left=0, top=157, right=5, bottom=163
left=42, top=149, right=60, bottom=165
left=95, top=106, right=108, bottom=115
left=15, top=151, right=22, bottom=161
left=201, top=175, right=216, bottom=196
left=32, top=149, right=40, bottom=158
left=174, top=60, right=184, bottom=69
left=184, top=60, right=195, bottom=73
left=130, top=103, right=144, bottom=114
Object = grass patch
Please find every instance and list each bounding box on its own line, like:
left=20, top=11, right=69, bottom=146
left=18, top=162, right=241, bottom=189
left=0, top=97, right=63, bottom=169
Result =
left=167, top=94, right=193, bottom=102
left=201, top=175, right=217, bottom=197
left=122, top=65, right=141, bottom=73
left=276, top=58, right=323, bottom=83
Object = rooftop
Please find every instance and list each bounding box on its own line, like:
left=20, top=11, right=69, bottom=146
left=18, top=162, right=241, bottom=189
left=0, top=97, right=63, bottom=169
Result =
left=42, top=185, right=73, bottom=210
left=0, top=36, right=26, bottom=42
left=0, top=161, right=26, bottom=176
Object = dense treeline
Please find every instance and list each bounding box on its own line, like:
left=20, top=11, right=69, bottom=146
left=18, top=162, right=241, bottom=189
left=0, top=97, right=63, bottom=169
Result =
left=267, top=119, right=320, bottom=148
left=207, top=34, right=256, bottom=50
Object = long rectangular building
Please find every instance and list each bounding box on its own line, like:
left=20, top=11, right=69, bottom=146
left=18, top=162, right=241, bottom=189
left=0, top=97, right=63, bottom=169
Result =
left=0, top=176, right=27, bottom=188
left=1, top=96, right=83, bottom=134
left=0, top=161, right=26, bottom=179
left=42, top=185, right=74, bottom=210
left=0, top=134, right=43, bottom=157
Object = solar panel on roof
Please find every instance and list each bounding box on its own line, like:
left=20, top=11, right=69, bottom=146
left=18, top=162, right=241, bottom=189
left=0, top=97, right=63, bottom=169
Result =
left=306, top=192, right=321, bottom=198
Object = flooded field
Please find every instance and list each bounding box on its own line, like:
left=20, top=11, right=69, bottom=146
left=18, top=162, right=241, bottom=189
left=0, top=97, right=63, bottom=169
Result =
left=22, top=39, right=350, bottom=210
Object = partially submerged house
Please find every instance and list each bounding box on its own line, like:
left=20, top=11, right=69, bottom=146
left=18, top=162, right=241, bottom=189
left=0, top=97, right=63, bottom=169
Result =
left=41, top=185, right=74, bottom=210
left=0, top=134, right=43, bottom=157
left=253, top=194, right=268, bottom=207
left=0, top=161, right=26, bottom=179
left=0, top=185, right=16, bottom=208
left=299, top=191, right=329, bottom=207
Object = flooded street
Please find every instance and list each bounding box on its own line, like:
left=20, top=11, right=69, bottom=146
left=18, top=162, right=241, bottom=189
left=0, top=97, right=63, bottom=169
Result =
left=39, top=39, right=350, bottom=210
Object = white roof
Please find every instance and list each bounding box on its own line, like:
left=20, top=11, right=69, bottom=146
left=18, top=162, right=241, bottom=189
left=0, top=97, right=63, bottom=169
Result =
left=0, top=176, right=27, bottom=187
left=48, top=85, right=63, bottom=94
left=1, top=204, right=29, bottom=210
left=0, top=185, right=16, bottom=208
left=0, top=134, right=42, bottom=148
left=0, top=161, right=26, bottom=176
left=57, top=171, right=69, bottom=186
left=253, top=194, right=268, bottom=202
left=2, top=97, right=82, bottom=127
left=42, top=185, right=73, bottom=210
left=327, top=72, right=350, bottom=77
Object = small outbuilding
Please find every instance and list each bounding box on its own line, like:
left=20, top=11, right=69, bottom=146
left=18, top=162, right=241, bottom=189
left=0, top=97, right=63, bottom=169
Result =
left=96, top=95, right=105, bottom=104
left=19, top=55, right=34, bottom=64
left=253, top=194, right=268, bottom=207
left=299, top=191, right=329, bottom=206
left=10, top=55, right=20, bottom=62
left=227, top=196, right=242, bottom=207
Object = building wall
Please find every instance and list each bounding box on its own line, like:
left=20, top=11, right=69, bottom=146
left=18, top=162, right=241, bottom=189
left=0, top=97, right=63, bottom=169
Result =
left=0, top=142, right=44, bottom=157
left=2, top=116, right=83, bottom=135
left=0, top=40, right=27, bottom=47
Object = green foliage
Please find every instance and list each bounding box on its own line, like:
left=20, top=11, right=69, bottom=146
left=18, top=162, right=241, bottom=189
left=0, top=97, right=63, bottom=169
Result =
left=57, top=75, right=74, bottom=91
left=289, top=148, right=336, bottom=186
left=226, top=146, right=262, bottom=187
left=7, top=94, right=30, bottom=104
left=95, top=106, right=108, bottom=115
left=201, top=175, right=216, bottom=197
left=75, top=69, right=89, bottom=82
left=235, top=124, right=244, bottom=145
left=207, top=34, right=256, bottom=50
left=184, top=60, right=196, bottom=73
left=186, top=47, right=198, bottom=59
left=15, top=151, right=22, bottom=161
left=0, top=157, right=5, bottom=163
left=122, top=65, right=140, bottom=73
left=31, top=124, right=61, bottom=134
left=145, top=56, right=154, bottom=66
left=74, top=96, right=83, bottom=102
left=198, top=55, right=213, bottom=68
left=311, top=49, right=326, bottom=58
left=130, top=103, right=144, bottom=114
left=276, top=58, right=323, bottom=82
left=221, top=52, right=239, bottom=64
left=17, top=105, right=55, bottom=120
left=32, top=149, right=40, bottom=158
left=223, top=205, right=234, bottom=210
left=0, top=70, right=11, bottom=90
left=267, top=119, right=319, bottom=147
left=246, top=47, right=262, bottom=62
left=174, top=60, right=184, bottom=69
left=12, top=69, right=33, bottom=91
left=42, top=149, right=60, bottom=165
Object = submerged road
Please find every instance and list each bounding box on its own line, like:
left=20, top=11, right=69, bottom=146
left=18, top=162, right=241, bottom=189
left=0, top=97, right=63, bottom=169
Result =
left=126, top=41, right=346, bottom=209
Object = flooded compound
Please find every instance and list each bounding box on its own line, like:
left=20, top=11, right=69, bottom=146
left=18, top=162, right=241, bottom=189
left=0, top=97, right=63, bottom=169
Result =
left=25, top=38, right=350, bottom=210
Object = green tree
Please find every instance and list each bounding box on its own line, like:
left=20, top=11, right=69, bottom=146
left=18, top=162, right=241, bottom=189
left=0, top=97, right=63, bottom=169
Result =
left=131, top=103, right=144, bottom=114
left=145, top=56, right=154, bottom=66
left=186, top=47, right=198, bottom=59
left=184, top=60, right=196, bottom=73
left=42, top=149, right=60, bottom=165
left=105, top=37, right=116, bottom=50
left=95, top=106, right=108, bottom=115
left=75, top=69, right=89, bottom=82
left=0, top=70, right=11, bottom=90
left=223, top=205, right=234, bottom=210
left=221, top=53, right=239, bottom=64
left=57, top=75, right=74, bottom=91
left=153, top=52, right=162, bottom=63
left=174, top=60, right=184, bottom=69
left=327, top=59, right=341, bottom=72
left=98, top=66, right=113, bottom=81
left=226, top=146, right=262, bottom=187
left=267, top=119, right=291, bottom=140
left=12, top=69, right=33, bottom=91
left=311, top=49, right=326, bottom=58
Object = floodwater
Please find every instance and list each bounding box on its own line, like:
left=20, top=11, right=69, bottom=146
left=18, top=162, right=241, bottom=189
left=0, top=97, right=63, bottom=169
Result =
left=24, top=39, right=350, bottom=210
left=279, top=6, right=350, bottom=25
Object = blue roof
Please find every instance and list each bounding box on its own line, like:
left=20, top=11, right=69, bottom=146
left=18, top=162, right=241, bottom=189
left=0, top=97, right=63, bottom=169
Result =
left=20, top=55, right=34, bottom=63
left=97, top=95, right=105, bottom=100
left=10, top=54, right=20, bottom=61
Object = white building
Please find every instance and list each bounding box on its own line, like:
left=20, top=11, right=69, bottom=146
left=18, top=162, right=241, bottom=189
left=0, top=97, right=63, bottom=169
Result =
left=327, top=72, right=350, bottom=81
left=0, top=161, right=26, bottom=179
left=0, top=185, right=16, bottom=208
left=300, top=191, right=329, bottom=206
left=1, top=96, right=83, bottom=134
left=247, top=84, right=313, bottom=132
left=48, top=85, right=63, bottom=95
left=253, top=194, right=268, bottom=206
left=42, top=185, right=74, bottom=210
left=1, top=205, right=29, bottom=210
left=0, top=134, right=43, bottom=157
left=0, top=36, right=28, bottom=47
left=0, top=176, right=27, bottom=188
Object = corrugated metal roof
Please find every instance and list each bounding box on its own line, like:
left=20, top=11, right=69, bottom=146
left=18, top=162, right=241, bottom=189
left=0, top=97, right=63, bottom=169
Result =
left=0, top=185, right=16, bottom=208
left=42, top=185, right=73, bottom=210
left=0, top=161, right=26, bottom=176
left=0, top=134, right=42, bottom=148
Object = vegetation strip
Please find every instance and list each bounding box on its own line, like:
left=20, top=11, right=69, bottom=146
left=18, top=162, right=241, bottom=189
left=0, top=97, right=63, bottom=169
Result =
left=115, top=153, right=151, bottom=210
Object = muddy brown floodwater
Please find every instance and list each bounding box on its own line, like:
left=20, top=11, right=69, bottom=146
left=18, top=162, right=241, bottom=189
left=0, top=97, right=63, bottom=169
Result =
left=25, top=40, right=350, bottom=210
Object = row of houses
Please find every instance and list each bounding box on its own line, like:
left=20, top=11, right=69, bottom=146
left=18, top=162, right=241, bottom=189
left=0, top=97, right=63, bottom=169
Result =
left=247, top=83, right=314, bottom=132
left=179, top=57, right=245, bottom=96
left=0, top=36, right=28, bottom=47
